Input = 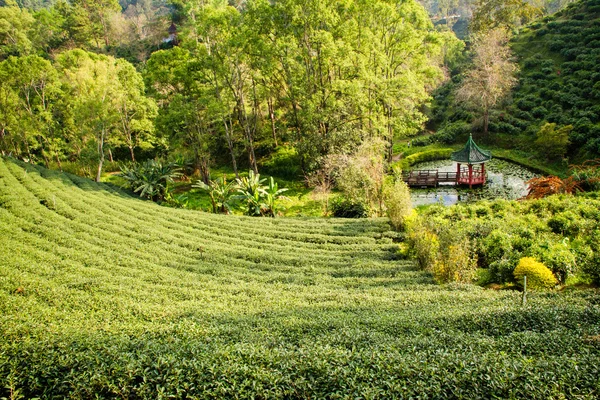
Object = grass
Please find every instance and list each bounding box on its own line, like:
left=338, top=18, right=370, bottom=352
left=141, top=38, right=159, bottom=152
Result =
left=1, top=156, right=599, bottom=398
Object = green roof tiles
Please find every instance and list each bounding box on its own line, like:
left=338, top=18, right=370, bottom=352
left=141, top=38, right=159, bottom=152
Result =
left=451, top=134, right=492, bottom=164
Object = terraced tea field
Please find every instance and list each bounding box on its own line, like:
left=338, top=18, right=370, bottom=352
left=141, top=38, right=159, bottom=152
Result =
left=0, top=156, right=599, bottom=398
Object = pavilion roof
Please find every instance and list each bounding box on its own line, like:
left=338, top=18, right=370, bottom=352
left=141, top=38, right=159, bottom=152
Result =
left=451, top=134, right=492, bottom=164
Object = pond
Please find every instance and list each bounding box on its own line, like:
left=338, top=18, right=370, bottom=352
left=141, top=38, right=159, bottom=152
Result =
left=410, top=158, right=539, bottom=207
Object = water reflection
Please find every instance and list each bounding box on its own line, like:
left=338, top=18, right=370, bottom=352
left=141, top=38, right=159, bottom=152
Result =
left=410, top=159, right=539, bottom=207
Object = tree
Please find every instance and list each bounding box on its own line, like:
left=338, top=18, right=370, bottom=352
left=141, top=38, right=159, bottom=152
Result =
left=471, top=0, right=542, bottom=34
left=111, top=59, right=157, bottom=162
left=71, top=0, right=121, bottom=47
left=57, top=50, right=147, bottom=181
left=0, top=55, right=61, bottom=165
left=145, top=47, right=219, bottom=183
left=329, top=138, right=388, bottom=216
left=0, top=1, right=34, bottom=59
left=456, top=28, right=518, bottom=135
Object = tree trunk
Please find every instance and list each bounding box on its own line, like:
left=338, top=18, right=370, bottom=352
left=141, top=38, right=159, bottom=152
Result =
left=387, top=105, right=394, bottom=163
left=55, top=152, right=62, bottom=171
left=268, top=96, right=278, bottom=147
left=38, top=136, right=50, bottom=168
left=129, top=145, right=136, bottom=162
left=108, top=148, right=114, bottom=163
left=96, top=128, right=105, bottom=183
left=223, top=117, right=239, bottom=178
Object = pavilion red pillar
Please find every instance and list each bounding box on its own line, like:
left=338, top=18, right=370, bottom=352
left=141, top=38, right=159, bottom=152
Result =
left=481, top=163, right=486, bottom=184
left=468, top=164, right=473, bottom=189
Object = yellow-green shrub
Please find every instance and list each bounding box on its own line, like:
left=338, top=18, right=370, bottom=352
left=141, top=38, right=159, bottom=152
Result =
left=513, top=257, right=557, bottom=289
left=384, top=180, right=412, bottom=230
left=405, top=215, right=439, bottom=271
left=433, top=240, right=478, bottom=284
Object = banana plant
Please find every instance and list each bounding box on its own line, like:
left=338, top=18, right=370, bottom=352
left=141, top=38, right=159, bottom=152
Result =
left=119, top=160, right=181, bottom=202
left=233, top=170, right=267, bottom=216
left=193, top=176, right=236, bottom=214
left=260, top=176, right=289, bottom=217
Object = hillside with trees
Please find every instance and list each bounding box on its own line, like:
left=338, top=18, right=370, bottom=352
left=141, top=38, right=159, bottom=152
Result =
left=430, top=0, right=600, bottom=164
left=0, top=0, right=461, bottom=184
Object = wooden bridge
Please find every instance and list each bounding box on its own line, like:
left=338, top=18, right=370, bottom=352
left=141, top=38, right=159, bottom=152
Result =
left=402, top=169, right=486, bottom=187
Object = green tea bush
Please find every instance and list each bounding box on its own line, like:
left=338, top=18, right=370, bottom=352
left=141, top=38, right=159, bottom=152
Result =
left=330, top=197, right=369, bottom=218
left=513, top=257, right=558, bottom=289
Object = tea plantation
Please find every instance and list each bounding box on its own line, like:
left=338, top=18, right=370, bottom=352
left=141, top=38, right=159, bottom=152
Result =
left=0, top=156, right=599, bottom=398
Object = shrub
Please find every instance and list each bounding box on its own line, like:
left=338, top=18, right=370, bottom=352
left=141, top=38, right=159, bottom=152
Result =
left=533, top=241, right=577, bottom=283
left=260, top=146, right=301, bottom=180
left=432, top=122, right=471, bottom=144
left=534, top=123, right=572, bottom=161
left=433, top=238, right=478, bottom=284
left=580, top=232, right=600, bottom=284
left=405, top=216, right=439, bottom=271
left=331, top=197, right=369, bottom=218
left=394, top=149, right=454, bottom=171
left=513, top=257, right=557, bottom=289
left=411, top=136, right=432, bottom=147
left=384, top=180, right=412, bottom=230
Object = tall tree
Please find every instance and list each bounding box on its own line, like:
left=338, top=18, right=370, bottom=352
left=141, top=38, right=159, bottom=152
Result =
left=71, top=0, right=121, bottom=47
left=0, top=55, right=61, bottom=165
left=456, top=28, right=518, bottom=135
left=57, top=50, right=146, bottom=181
left=111, top=59, right=157, bottom=162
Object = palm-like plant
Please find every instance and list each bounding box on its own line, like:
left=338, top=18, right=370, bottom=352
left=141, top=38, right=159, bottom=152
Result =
left=119, top=160, right=181, bottom=202
left=233, top=170, right=267, bottom=216
left=261, top=176, right=289, bottom=217
left=193, top=176, right=236, bottom=214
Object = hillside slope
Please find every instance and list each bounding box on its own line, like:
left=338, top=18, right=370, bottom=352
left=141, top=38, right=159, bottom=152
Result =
left=509, top=0, right=600, bottom=159
left=0, top=157, right=599, bottom=398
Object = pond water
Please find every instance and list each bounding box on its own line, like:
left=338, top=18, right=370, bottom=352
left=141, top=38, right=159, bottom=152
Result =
left=410, top=158, right=539, bottom=207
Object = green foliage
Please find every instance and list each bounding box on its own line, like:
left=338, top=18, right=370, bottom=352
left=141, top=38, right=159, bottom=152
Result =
left=193, top=175, right=236, bottom=214
left=513, top=257, right=558, bottom=289
left=406, top=214, right=479, bottom=283
left=433, top=235, right=478, bottom=284
left=260, top=146, right=301, bottom=180
left=405, top=214, right=440, bottom=271
left=118, top=159, right=180, bottom=202
left=330, top=139, right=388, bottom=216
left=411, top=194, right=600, bottom=284
left=330, top=197, right=369, bottom=218
left=470, top=0, right=543, bottom=33
left=535, top=122, right=572, bottom=161
left=392, top=148, right=454, bottom=171
left=384, top=179, right=412, bottom=230
left=233, top=170, right=288, bottom=217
